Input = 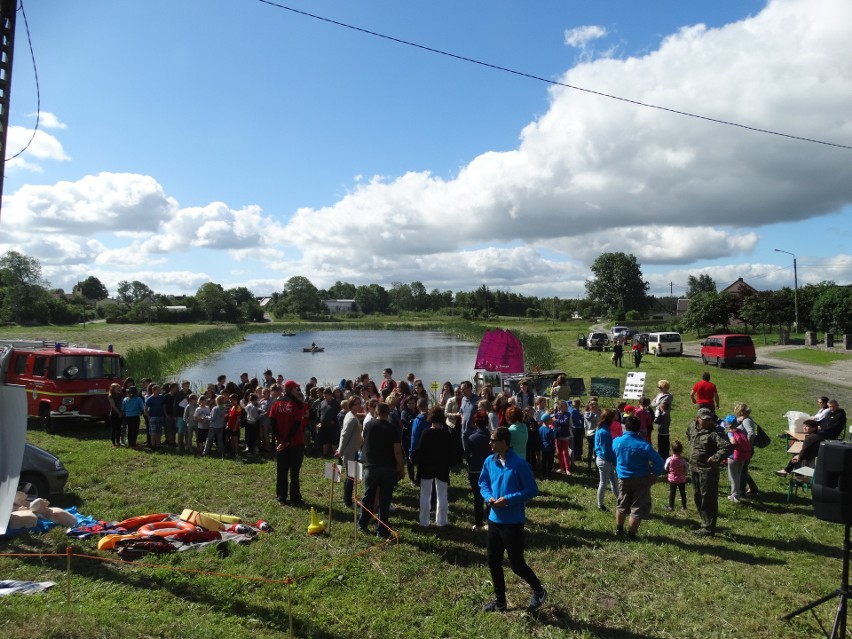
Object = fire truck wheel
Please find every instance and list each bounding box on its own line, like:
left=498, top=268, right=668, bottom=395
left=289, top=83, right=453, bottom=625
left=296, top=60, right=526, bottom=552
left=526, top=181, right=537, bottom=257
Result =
left=39, top=405, right=54, bottom=433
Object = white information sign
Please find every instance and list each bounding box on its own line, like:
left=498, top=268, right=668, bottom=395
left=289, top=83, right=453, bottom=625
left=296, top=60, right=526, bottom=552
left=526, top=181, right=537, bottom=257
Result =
left=324, top=462, right=342, bottom=482
left=622, top=371, right=647, bottom=400
left=347, top=460, right=363, bottom=481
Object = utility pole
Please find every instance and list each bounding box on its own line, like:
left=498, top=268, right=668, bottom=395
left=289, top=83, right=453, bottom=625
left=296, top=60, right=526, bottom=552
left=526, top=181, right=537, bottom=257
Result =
left=0, top=0, right=18, bottom=221
left=774, top=248, right=799, bottom=332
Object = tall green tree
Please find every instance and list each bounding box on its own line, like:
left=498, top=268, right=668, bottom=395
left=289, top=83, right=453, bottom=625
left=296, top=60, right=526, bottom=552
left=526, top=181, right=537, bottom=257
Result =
left=195, top=282, right=235, bottom=322
left=686, top=274, right=717, bottom=298
left=283, top=276, right=323, bottom=318
left=0, top=250, right=48, bottom=323
left=327, top=280, right=357, bottom=299
left=79, top=275, right=109, bottom=300
left=117, top=280, right=154, bottom=306
left=680, top=292, right=738, bottom=335
left=355, top=284, right=389, bottom=314
left=585, top=252, right=649, bottom=318
left=811, top=286, right=852, bottom=335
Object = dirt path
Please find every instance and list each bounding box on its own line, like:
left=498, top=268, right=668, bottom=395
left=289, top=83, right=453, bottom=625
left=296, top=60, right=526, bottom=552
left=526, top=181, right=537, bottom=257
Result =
left=589, top=323, right=852, bottom=392
left=681, top=342, right=852, bottom=391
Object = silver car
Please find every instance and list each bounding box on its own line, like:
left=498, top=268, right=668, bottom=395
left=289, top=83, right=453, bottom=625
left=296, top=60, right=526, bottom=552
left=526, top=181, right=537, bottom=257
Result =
left=19, top=444, right=69, bottom=500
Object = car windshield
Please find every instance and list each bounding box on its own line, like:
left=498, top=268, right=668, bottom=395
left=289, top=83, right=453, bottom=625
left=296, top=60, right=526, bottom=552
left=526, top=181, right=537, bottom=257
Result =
left=50, top=355, right=122, bottom=380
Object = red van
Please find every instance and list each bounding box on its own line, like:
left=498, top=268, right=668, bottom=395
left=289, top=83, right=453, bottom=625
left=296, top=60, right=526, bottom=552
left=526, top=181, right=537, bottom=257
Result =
left=700, top=334, right=756, bottom=368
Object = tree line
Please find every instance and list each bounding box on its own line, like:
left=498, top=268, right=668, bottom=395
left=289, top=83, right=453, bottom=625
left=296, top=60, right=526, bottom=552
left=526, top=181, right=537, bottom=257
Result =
left=1, top=249, right=848, bottom=335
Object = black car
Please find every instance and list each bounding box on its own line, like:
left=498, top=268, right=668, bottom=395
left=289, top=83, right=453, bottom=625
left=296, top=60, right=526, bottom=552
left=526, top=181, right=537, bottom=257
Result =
left=18, top=444, right=69, bottom=500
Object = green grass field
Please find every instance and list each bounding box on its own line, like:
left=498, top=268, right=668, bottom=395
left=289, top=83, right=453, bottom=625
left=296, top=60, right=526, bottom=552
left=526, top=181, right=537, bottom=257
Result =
left=2, top=320, right=852, bottom=638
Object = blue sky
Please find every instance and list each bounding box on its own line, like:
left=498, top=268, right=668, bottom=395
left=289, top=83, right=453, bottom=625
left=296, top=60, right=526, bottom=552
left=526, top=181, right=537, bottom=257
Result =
left=2, top=0, right=850, bottom=299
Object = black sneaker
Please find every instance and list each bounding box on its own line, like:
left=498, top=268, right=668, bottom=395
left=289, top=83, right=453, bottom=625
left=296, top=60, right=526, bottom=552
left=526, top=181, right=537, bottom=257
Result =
left=483, top=599, right=507, bottom=613
left=626, top=531, right=637, bottom=540
left=529, top=588, right=547, bottom=610
left=614, top=527, right=625, bottom=538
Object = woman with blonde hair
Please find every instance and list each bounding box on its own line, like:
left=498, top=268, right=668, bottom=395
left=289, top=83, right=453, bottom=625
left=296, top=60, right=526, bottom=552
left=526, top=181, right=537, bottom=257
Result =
left=735, top=402, right=760, bottom=496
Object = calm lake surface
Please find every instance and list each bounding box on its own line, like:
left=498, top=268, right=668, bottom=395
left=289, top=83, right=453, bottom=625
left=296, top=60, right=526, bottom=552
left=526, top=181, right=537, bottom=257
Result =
left=179, top=330, right=478, bottom=388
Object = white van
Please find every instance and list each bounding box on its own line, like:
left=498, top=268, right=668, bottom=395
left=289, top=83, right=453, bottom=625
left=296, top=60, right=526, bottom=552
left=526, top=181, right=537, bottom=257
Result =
left=647, top=332, right=682, bottom=356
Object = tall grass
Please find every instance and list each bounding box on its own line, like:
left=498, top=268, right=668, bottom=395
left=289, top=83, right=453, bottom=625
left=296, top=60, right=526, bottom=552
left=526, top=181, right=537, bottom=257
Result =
left=123, top=327, right=243, bottom=381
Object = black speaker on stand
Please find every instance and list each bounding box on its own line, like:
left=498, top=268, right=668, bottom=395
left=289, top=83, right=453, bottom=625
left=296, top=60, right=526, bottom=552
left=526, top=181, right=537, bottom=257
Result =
left=783, top=440, right=852, bottom=638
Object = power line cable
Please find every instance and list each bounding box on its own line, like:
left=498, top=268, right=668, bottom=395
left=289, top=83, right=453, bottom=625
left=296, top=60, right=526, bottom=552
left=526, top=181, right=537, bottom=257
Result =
left=256, top=0, right=852, bottom=151
left=5, top=0, right=38, bottom=161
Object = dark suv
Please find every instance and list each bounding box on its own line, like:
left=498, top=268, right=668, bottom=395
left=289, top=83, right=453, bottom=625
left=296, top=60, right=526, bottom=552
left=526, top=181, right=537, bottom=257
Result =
left=586, top=332, right=610, bottom=351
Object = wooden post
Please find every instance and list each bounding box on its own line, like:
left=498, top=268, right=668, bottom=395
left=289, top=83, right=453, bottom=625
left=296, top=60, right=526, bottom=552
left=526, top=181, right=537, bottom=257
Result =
left=353, top=474, right=359, bottom=542
left=65, top=545, right=72, bottom=605
left=327, top=464, right=335, bottom=533
left=287, top=579, right=294, bottom=639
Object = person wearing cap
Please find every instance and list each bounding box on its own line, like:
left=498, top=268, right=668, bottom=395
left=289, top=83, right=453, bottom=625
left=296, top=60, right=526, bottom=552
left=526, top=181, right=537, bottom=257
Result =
left=269, top=380, right=308, bottom=505
left=687, top=407, right=734, bottom=536
left=612, top=415, right=665, bottom=537
left=464, top=409, right=493, bottom=530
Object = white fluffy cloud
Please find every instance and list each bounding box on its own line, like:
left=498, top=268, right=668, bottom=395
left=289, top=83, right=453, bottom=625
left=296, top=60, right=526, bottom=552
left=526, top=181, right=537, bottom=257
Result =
left=3, top=0, right=851, bottom=298
left=277, top=0, right=852, bottom=292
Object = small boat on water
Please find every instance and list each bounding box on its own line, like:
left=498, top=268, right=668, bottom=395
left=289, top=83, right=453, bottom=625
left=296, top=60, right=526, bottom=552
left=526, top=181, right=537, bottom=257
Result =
left=303, top=345, right=324, bottom=353
left=281, top=330, right=296, bottom=336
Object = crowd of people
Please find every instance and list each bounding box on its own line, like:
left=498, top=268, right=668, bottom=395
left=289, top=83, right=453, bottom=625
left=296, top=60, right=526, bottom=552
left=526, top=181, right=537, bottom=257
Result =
left=104, top=366, right=847, bottom=610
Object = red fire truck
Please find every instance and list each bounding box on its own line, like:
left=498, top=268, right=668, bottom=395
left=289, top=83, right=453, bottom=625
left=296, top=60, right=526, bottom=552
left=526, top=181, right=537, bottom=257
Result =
left=0, top=340, right=123, bottom=432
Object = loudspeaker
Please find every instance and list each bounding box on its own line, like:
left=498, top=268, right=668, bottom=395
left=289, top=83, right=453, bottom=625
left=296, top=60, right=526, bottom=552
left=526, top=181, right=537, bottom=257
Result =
left=813, top=440, right=852, bottom=524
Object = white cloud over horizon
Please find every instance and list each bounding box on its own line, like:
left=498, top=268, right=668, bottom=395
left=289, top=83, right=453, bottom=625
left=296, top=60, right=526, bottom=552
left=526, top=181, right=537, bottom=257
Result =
left=1, top=0, right=851, bottom=298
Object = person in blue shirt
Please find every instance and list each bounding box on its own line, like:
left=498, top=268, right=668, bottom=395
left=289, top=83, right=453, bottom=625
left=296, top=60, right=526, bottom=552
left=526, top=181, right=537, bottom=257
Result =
left=478, top=427, right=547, bottom=613
left=594, top=408, right=619, bottom=512
left=538, top=413, right=556, bottom=479
left=612, top=415, right=665, bottom=539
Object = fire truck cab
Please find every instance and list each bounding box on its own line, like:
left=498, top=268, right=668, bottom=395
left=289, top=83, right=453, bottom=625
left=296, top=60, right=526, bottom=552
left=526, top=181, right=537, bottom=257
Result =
left=0, top=340, right=123, bottom=433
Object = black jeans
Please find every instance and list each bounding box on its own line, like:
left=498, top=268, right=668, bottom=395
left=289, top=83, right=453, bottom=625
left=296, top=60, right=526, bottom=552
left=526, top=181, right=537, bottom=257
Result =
left=468, top=472, right=487, bottom=527
left=487, top=522, right=543, bottom=603
left=657, top=434, right=670, bottom=461
left=669, top=481, right=687, bottom=509
left=126, top=416, right=141, bottom=447
left=276, top=444, right=305, bottom=502
left=358, top=465, right=398, bottom=537
left=571, top=428, right=585, bottom=462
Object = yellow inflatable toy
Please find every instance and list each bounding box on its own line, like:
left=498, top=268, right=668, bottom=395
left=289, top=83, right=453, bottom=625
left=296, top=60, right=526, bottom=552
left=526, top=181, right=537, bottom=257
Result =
left=307, top=507, right=326, bottom=536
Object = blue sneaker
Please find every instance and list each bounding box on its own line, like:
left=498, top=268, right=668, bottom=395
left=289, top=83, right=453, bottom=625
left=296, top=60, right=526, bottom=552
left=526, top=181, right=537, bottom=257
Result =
left=529, top=588, right=547, bottom=610
left=483, top=599, right=507, bottom=613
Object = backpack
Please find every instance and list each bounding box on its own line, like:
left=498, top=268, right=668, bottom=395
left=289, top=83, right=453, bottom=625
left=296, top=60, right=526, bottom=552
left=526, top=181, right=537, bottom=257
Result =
left=753, top=421, right=771, bottom=448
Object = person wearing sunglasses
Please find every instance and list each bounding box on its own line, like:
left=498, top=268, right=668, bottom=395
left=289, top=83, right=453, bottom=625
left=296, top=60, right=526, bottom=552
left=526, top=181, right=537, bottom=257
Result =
left=478, top=427, right=546, bottom=613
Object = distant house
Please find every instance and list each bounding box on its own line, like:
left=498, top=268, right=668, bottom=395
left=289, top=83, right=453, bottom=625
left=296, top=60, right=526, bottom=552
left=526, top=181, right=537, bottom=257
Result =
left=721, top=277, right=759, bottom=298
left=257, top=297, right=272, bottom=308
left=676, top=298, right=690, bottom=315
left=324, top=299, right=359, bottom=314
left=722, top=277, right=760, bottom=327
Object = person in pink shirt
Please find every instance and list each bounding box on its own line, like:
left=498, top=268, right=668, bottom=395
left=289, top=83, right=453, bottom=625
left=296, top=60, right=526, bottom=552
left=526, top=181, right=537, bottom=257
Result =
left=664, top=440, right=689, bottom=511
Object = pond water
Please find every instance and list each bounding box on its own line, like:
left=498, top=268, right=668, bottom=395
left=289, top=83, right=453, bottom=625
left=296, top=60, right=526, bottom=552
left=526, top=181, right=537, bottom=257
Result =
left=179, top=330, right=478, bottom=388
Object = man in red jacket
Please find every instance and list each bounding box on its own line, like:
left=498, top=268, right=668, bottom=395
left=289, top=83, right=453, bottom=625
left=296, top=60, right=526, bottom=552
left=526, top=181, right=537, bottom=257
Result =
left=270, top=380, right=308, bottom=505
